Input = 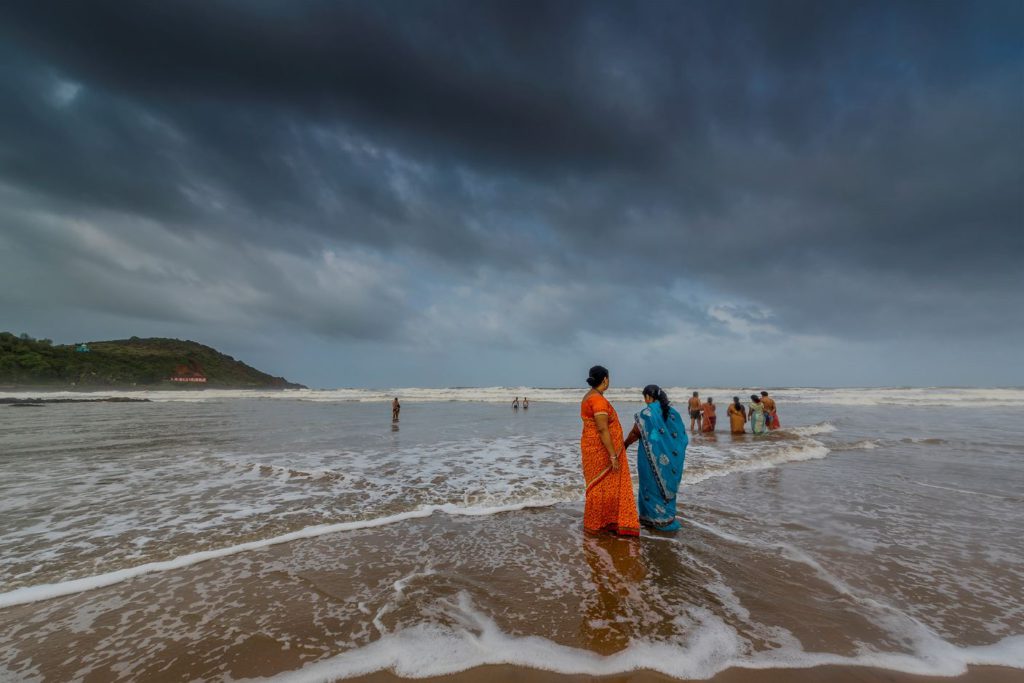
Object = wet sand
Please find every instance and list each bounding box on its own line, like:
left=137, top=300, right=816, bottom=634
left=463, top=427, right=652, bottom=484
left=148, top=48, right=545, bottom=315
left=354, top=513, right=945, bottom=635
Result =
left=2, top=505, right=1018, bottom=681
left=353, top=665, right=1023, bottom=683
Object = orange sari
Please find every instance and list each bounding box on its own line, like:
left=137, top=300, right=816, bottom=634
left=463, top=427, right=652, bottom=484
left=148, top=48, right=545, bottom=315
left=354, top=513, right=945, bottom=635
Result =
left=700, top=402, right=717, bottom=432
left=727, top=404, right=745, bottom=433
left=580, top=392, right=640, bottom=536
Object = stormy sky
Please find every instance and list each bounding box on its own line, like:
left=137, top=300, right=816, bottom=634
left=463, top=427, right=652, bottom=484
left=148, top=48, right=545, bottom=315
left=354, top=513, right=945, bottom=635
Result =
left=1, top=1, right=1021, bottom=388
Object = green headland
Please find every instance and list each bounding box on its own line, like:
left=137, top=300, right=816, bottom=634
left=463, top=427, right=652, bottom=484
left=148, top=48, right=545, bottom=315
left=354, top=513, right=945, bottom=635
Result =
left=0, top=333, right=305, bottom=389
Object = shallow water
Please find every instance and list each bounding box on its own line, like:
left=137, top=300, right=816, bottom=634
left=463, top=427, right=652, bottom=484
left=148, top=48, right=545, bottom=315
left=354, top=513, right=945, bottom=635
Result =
left=0, top=388, right=1022, bottom=680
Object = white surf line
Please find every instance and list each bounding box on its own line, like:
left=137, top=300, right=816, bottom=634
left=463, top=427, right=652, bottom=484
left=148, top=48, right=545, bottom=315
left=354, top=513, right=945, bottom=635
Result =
left=912, top=481, right=1017, bottom=501
left=0, top=501, right=558, bottom=609
left=249, top=593, right=1024, bottom=683
left=372, top=567, right=436, bottom=636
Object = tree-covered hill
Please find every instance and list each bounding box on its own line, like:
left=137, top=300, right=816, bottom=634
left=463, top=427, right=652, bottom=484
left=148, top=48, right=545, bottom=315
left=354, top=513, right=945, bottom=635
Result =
left=0, top=333, right=306, bottom=389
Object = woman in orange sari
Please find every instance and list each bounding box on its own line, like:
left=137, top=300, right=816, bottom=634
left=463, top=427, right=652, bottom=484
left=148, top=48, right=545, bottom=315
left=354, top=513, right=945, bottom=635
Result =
left=700, top=397, right=717, bottom=432
left=580, top=365, right=640, bottom=537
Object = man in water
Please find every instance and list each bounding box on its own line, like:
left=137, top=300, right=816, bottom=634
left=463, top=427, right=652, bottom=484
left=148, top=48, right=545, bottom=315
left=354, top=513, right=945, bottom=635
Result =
left=392, top=397, right=401, bottom=422
left=512, top=397, right=520, bottom=410
left=760, top=391, right=779, bottom=429
left=523, top=397, right=529, bottom=410
left=688, top=391, right=702, bottom=433
left=701, top=397, right=717, bottom=432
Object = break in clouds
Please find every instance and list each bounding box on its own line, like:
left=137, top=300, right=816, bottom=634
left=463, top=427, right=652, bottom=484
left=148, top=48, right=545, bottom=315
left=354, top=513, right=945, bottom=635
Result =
left=0, top=1, right=1022, bottom=387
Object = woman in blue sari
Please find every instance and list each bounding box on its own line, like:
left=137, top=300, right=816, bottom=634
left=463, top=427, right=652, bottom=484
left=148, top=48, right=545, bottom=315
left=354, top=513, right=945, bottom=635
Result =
left=623, top=385, right=688, bottom=531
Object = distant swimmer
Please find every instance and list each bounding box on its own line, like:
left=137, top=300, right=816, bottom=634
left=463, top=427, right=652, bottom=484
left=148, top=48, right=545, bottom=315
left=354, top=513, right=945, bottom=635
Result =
left=760, top=391, right=780, bottom=429
left=688, top=391, right=701, bottom=433
left=727, top=397, right=746, bottom=434
left=700, top=397, right=717, bottom=432
left=523, top=397, right=529, bottom=410
left=748, top=394, right=768, bottom=434
left=512, top=396, right=520, bottom=411
left=392, top=397, right=401, bottom=422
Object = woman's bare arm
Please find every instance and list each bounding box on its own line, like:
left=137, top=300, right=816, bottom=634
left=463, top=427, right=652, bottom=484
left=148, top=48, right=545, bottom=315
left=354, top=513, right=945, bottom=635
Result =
left=623, top=423, right=640, bottom=449
left=594, top=413, right=620, bottom=469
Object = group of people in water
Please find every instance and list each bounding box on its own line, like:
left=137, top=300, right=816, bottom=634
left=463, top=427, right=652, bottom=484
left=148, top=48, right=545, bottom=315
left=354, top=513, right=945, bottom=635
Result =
left=512, top=396, right=529, bottom=410
left=580, top=365, right=783, bottom=537
left=686, top=390, right=780, bottom=435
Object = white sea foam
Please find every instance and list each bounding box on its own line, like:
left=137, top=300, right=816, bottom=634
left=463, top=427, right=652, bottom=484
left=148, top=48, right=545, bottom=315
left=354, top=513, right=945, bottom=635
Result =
left=787, top=422, right=837, bottom=436
left=0, top=501, right=561, bottom=609
left=686, top=441, right=832, bottom=485
left=247, top=591, right=1024, bottom=682
left=0, top=419, right=831, bottom=607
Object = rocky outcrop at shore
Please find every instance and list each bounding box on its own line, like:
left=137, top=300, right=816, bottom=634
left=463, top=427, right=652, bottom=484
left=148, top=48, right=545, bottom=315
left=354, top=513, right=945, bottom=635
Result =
left=2, top=397, right=152, bottom=405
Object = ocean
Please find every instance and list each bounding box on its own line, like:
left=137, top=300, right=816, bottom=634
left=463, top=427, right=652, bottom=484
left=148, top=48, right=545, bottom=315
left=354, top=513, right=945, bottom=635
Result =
left=1, top=387, right=1022, bottom=681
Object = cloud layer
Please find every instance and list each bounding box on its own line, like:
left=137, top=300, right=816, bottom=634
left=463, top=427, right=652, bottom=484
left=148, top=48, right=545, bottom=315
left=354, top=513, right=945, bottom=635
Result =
left=1, top=1, right=1021, bottom=386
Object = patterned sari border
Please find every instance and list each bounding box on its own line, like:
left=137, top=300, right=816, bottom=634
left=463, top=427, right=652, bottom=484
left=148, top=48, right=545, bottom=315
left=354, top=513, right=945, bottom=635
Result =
left=636, top=408, right=672, bottom=502
left=585, top=466, right=611, bottom=493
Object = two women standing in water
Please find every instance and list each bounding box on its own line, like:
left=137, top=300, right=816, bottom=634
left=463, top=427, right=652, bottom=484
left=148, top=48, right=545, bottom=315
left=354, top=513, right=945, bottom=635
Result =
left=748, top=394, right=768, bottom=434
left=579, top=366, right=688, bottom=536
left=748, top=392, right=781, bottom=434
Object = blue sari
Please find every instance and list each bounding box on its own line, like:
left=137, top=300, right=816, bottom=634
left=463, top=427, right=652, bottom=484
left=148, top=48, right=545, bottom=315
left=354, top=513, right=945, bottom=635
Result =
left=635, top=404, right=688, bottom=531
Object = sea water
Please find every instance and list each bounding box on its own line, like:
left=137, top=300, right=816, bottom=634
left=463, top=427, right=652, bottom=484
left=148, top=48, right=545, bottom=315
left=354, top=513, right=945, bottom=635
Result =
left=0, top=388, right=1021, bottom=680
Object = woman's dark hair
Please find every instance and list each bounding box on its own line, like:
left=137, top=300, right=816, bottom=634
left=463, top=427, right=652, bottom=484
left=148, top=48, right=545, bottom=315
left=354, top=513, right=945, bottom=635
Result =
left=643, top=384, right=671, bottom=420
left=733, top=396, right=741, bottom=406
left=586, top=365, right=609, bottom=388
left=750, top=394, right=761, bottom=403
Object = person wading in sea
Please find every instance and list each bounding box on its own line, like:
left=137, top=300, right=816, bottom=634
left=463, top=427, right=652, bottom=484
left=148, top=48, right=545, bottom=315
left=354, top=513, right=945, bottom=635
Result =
left=748, top=394, right=768, bottom=434
left=700, top=397, right=717, bottom=433
left=688, top=391, right=702, bottom=433
left=761, top=391, right=780, bottom=430
left=392, top=397, right=401, bottom=422
left=727, top=397, right=746, bottom=434
left=580, top=365, right=639, bottom=536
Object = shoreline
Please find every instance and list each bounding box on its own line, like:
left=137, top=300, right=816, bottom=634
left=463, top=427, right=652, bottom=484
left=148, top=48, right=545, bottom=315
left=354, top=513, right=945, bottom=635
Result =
left=0, top=385, right=302, bottom=392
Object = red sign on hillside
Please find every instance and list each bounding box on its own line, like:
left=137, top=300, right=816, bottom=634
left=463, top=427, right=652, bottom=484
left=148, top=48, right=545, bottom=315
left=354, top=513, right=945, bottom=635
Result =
left=170, top=362, right=207, bottom=383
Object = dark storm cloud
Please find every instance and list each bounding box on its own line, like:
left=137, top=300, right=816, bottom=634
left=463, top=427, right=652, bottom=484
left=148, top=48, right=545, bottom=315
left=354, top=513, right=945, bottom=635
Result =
left=0, top=0, right=1021, bottom=350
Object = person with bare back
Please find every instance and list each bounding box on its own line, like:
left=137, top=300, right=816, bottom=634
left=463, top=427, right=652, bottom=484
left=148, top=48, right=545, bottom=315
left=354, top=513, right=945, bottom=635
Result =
left=688, top=391, right=701, bottom=433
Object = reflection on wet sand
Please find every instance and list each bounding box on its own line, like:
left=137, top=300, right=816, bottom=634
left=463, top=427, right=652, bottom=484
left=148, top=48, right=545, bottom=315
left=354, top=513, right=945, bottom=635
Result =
left=579, top=534, right=646, bottom=654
